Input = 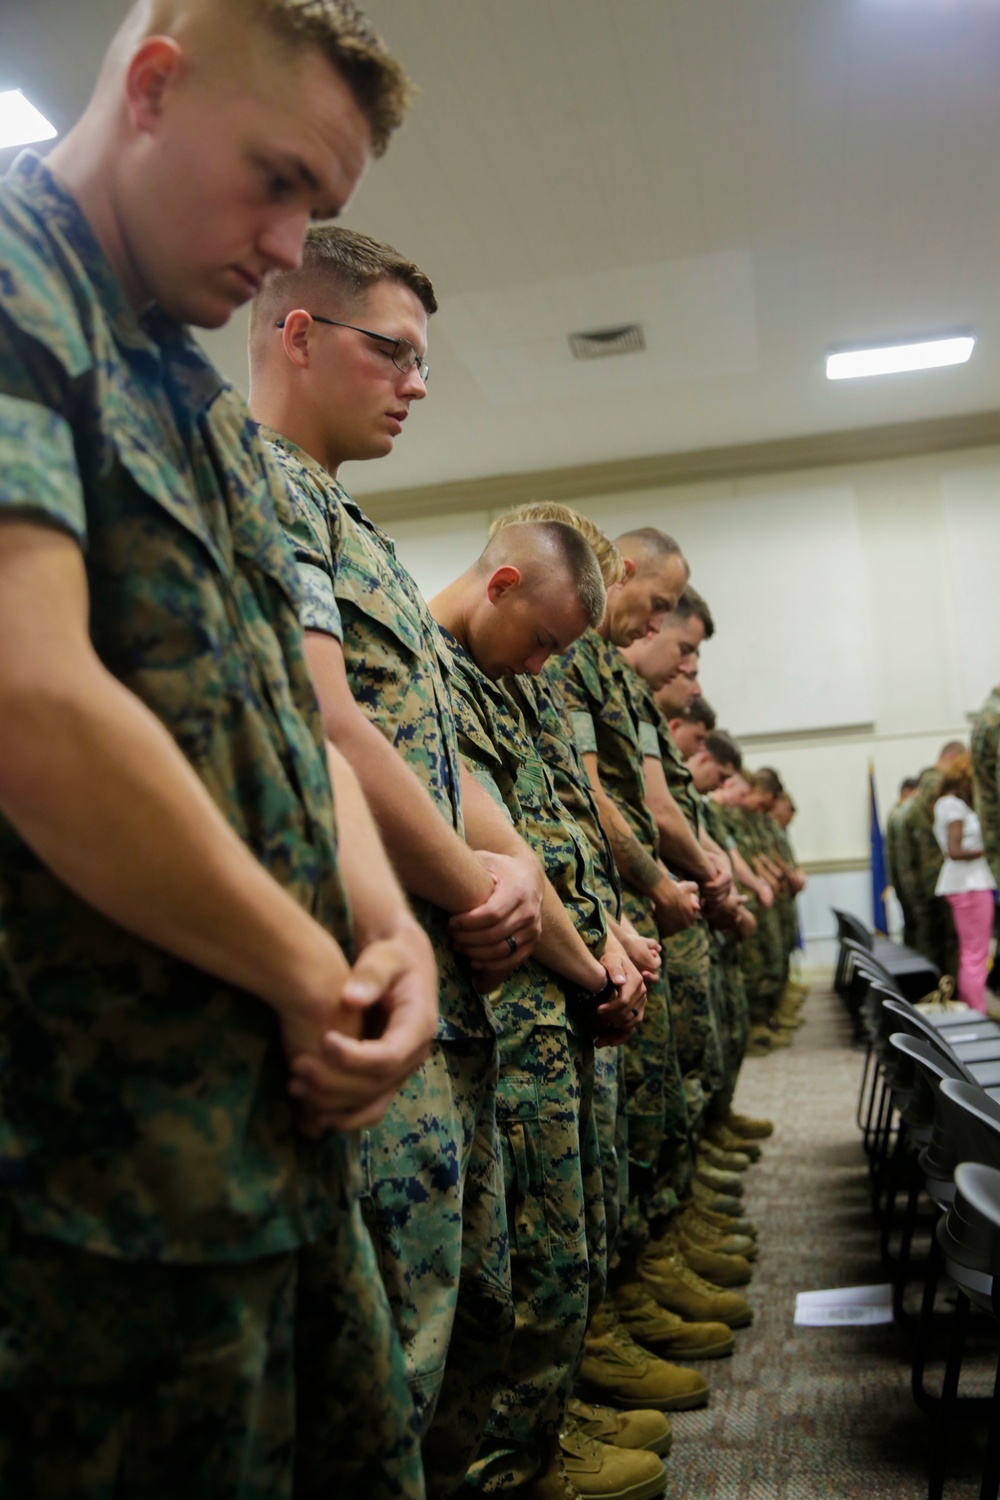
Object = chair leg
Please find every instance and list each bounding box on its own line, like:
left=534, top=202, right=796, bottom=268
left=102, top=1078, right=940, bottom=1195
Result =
left=978, top=1348, right=1000, bottom=1500
left=928, top=1288, right=971, bottom=1500
left=913, top=1230, right=944, bottom=1414
left=893, top=1175, right=923, bottom=1321
left=857, top=1043, right=873, bottom=1131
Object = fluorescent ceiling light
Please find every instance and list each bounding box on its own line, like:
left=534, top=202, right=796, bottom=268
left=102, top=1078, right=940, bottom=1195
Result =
left=826, top=336, right=975, bottom=380
left=0, top=90, right=57, bottom=151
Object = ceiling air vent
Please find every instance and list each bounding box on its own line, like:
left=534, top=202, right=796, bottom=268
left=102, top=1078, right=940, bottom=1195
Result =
left=569, top=323, right=646, bottom=360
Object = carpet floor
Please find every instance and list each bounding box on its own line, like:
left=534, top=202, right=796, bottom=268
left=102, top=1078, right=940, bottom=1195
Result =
left=661, top=985, right=999, bottom=1499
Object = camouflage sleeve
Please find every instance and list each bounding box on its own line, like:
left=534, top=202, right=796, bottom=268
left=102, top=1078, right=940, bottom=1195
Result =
left=0, top=390, right=86, bottom=543
left=269, top=451, right=343, bottom=642
left=570, top=710, right=598, bottom=756
left=638, top=718, right=660, bottom=758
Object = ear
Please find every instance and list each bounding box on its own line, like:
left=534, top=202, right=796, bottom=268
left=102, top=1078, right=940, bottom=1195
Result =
left=278, top=309, right=315, bottom=369
left=125, top=36, right=186, bottom=133
left=668, top=717, right=683, bottom=732
left=486, top=566, right=521, bottom=606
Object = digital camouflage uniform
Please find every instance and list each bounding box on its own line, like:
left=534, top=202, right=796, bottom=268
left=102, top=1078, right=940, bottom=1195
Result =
left=443, top=636, right=606, bottom=1495
left=269, top=438, right=512, bottom=1497
left=722, top=805, right=784, bottom=1025
left=698, top=796, right=751, bottom=1113
left=632, top=675, right=724, bottom=1132
left=547, top=630, right=688, bottom=1239
left=972, top=687, right=1000, bottom=892
left=900, top=771, right=958, bottom=977
left=510, top=671, right=628, bottom=1264
left=0, top=153, right=417, bottom=1500
left=764, top=815, right=797, bottom=978
left=885, top=800, right=917, bottom=947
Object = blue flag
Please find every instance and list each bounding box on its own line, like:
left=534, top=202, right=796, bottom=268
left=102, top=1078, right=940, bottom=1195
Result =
left=869, top=764, right=888, bottom=935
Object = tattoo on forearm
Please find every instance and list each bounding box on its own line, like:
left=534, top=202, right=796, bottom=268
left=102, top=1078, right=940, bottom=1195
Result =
left=609, top=820, right=662, bottom=894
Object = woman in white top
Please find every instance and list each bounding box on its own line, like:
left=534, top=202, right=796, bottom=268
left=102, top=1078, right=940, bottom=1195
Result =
left=934, top=750, right=997, bottom=1012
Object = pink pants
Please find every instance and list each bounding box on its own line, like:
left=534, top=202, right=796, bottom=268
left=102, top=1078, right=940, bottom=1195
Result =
left=945, top=889, right=996, bottom=1013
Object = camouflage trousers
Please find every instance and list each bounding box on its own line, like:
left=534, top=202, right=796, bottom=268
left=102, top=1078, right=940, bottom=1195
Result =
left=709, top=936, right=751, bottom=1118
left=360, top=1036, right=514, bottom=1499
left=743, top=898, right=785, bottom=1026
left=776, top=890, right=798, bottom=967
left=463, top=1021, right=603, bottom=1494
left=0, top=1145, right=421, bottom=1500
left=914, top=895, right=959, bottom=979
left=619, top=893, right=689, bottom=1254
left=662, top=918, right=724, bottom=1126
left=593, top=1042, right=629, bottom=1267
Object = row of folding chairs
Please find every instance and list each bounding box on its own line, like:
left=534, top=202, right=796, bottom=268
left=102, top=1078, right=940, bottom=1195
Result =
left=856, top=950, right=1000, bottom=1500
left=834, top=908, right=941, bottom=1041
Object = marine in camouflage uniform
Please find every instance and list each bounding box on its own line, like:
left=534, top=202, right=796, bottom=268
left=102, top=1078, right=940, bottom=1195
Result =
left=269, top=435, right=513, bottom=1498
left=547, top=629, right=689, bottom=1238
left=443, top=635, right=607, bottom=1495
left=972, top=686, right=1000, bottom=892
left=698, top=795, right=751, bottom=1113
left=885, top=799, right=917, bottom=947
left=631, top=674, right=724, bottom=1132
left=0, top=153, right=417, bottom=1500
left=900, top=770, right=958, bottom=977
left=724, top=804, right=784, bottom=1026
left=512, top=669, right=629, bottom=1261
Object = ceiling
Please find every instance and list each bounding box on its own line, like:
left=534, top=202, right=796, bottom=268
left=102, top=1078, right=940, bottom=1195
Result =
left=4, top=0, right=1000, bottom=497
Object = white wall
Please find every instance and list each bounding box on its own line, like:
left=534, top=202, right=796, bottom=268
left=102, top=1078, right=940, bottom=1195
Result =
left=378, top=442, right=1000, bottom=954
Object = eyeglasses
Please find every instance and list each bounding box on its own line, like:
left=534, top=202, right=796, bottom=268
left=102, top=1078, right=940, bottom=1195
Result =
left=274, top=314, right=430, bottom=384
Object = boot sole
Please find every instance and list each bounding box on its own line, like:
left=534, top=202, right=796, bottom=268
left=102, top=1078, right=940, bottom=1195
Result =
left=567, top=1470, right=668, bottom=1500
left=641, top=1335, right=735, bottom=1360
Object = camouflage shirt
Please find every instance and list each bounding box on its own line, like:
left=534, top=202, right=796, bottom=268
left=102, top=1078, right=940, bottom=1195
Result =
left=972, top=687, right=1000, bottom=889
left=443, top=631, right=608, bottom=1031
left=631, top=676, right=702, bottom=839
left=509, top=670, right=622, bottom=918
left=0, top=153, right=353, bottom=1262
left=903, top=770, right=946, bottom=900
left=547, top=628, right=660, bottom=860
left=268, top=434, right=494, bottom=1043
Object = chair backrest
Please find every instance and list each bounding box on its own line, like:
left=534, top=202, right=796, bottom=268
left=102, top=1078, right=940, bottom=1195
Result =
left=888, top=1032, right=957, bottom=1134
left=880, top=999, right=972, bottom=1077
left=940, top=1161, right=1000, bottom=1299
left=938, top=1080, right=1000, bottom=1175
left=833, top=909, right=874, bottom=951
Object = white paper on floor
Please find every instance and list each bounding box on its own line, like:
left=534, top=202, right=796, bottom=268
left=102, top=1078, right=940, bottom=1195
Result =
left=794, top=1283, right=894, bottom=1327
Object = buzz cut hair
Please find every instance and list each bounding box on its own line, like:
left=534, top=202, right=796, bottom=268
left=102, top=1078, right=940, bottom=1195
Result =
left=250, top=225, right=436, bottom=356
left=489, top=503, right=625, bottom=588
left=677, top=696, right=717, bottom=732
left=672, top=585, right=716, bottom=640
left=478, top=521, right=607, bottom=630
left=614, top=526, right=688, bottom=576
left=704, top=730, right=742, bottom=772
left=240, top=0, right=411, bottom=157
left=754, top=767, right=784, bottom=798
left=900, top=776, right=919, bottom=796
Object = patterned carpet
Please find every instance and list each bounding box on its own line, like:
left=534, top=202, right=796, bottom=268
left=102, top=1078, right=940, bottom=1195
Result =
left=662, top=985, right=999, bottom=1499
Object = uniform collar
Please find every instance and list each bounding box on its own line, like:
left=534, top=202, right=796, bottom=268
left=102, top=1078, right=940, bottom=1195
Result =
left=7, top=151, right=225, bottom=414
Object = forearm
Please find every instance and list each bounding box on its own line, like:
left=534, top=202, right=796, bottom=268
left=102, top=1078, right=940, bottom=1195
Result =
left=1, top=663, right=348, bottom=1019
left=326, top=745, right=424, bottom=944
left=644, top=759, right=714, bottom=881
left=328, top=709, right=493, bottom=914
left=535, top=878, right=607, bottom=990
left=731, top=847, right=763, bottom=894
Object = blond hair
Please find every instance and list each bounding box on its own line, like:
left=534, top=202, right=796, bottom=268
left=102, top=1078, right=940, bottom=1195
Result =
left=478, top=521, right=607, bottom=630
left=490, top=503, right=624, bottom=588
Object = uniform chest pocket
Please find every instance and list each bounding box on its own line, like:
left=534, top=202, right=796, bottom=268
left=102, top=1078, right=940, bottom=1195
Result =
left=335, top=554, right=423, bottom=658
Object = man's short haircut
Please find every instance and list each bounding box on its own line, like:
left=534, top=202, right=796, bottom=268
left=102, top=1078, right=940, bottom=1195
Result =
left=615, top=526, right=689, bottom=578
left=704, top=730, right=742, bottom=771
left=675, top=697, right=717, bottom=732
left=490, top=504, right=624, bottom=588
left=939, top=739, right=966, bottom=762
left=900, top=776, right=919, bottom=796
left=754, top=767, right=784, bottom=798
left=672, top=586, right=715, bottom=640
left=239, top=0, right=411, bottom=156
left=478, top=521, right=606, bottom=630
left=250, top=225, right=436, bottom=356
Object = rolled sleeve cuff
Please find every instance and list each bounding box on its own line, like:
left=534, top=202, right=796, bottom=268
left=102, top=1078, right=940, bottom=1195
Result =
left=639, top=719, right=661, bottom=758
left=296, top=562, right=344, bottom=641
left=0, top=395, right=86, bottom=544
left=570, top=710, right=597, bottom=756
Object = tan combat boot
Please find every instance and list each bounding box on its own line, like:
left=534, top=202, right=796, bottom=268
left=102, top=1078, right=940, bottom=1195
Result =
left=689, top=1177, right=745, bottom=1220
left=676, top=1205, right=758, bottom=1260
left=726, top=1107, right=774, bottom=1140
left=557, top=1421, right=667, bottom=1500
left=686, top=1190, right=759, bottom=1238
left=694, top=1161, right=745, bottom=1197
left=580, top=1300, right=709, bottom=1411
left=613, top=1282, right=734, bottom=1360
left=566, top=1396, right=673, bottom=1457
left=638, top=1241, right=753, bottom=1328
left=522, top=1450, right=582, bottom=1500
left=698, top=1139, right=752, bottom=1173
left=669, top=1227, right=753, bottom=1287
left=745, top=1024, right=775, bottom=1057
left=705, top=1121, right=763, bottom=1162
